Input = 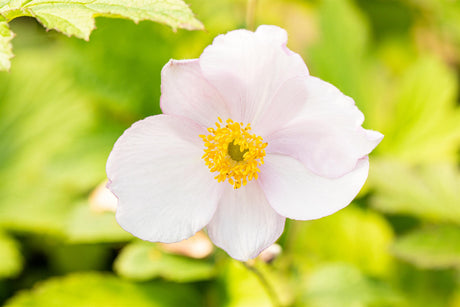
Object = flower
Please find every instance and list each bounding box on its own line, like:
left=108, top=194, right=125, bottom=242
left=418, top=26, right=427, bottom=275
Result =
left=106, top=25, right=383, bottom=261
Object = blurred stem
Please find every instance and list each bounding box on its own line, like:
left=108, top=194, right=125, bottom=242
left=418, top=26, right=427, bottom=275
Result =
left=242, top=261, right=282, bottom=307
left=246, top=0, right=258, bottom=31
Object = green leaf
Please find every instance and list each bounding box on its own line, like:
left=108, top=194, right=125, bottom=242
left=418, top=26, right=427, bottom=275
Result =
left=377, top=57, right=460, bottom=162
left=392, top=225, right=460, bottom=269
left=0, top=0, right=204, bottom=71
left=291, top=206, right=394, bottom=277
left=0, top=21, right=13, bottom=71
left=114, top=241, right=216, bottom=282
left=302, top=264, right=403, bottom=307
left=65, top=203, right=132, bottom=244
left=1, top=0, right=204, bottom=36
left=0, top=231, right=23, bottom=278
left=4, top=272, right=202, bottom=307
left=370, top=160, right=460, bottom=224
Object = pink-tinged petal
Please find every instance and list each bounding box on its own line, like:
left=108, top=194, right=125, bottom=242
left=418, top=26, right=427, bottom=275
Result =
left=266, top=77, right=383, bottom=178
left=160, top=59, right=230, bottom=128
left=252, top=76, right=310, bottom=137
left=207, top=182, right=286, bottom=261
left=199, top=25, right=308, bottom=127
left=107, top=115, right=224, bottom=243
left=259, top=154, right=369, bottom=220
left=297, top=77, right=365, bottom=126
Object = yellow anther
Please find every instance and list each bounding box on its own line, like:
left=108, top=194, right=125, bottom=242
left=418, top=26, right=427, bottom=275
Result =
left=200, top=119, right=267, bottom=189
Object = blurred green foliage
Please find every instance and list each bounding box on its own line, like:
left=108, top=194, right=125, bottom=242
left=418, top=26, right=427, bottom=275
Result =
left=1, top=0, right=460, bottom=306
left=114, top=241, right=217, bottom=282
left=0, top=0, right=204, bottom=70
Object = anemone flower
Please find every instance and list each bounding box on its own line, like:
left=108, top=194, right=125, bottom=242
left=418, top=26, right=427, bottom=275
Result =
left=106, top=25, right=383, bottom=261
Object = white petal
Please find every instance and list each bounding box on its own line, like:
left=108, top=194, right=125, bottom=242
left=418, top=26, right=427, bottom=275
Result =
left=160, top=59, right=230, bottom=128
left=107, top=115, right=224, bottom=243
left=266, top=76, right=383, bottom=178
left=207, top=182, right=285, bottom=261
left=252, top=76, right=311, bottom=137
left=199, top=25, right=308, bottom=128
left=298, top=76, right=366, bottom=126
left=259, top=154, right=369, bottom=220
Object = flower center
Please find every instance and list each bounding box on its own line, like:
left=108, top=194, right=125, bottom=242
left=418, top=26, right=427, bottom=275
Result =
left=227, top=140, right=248, bottom=162
left=200, top=118, right=267, bottom=189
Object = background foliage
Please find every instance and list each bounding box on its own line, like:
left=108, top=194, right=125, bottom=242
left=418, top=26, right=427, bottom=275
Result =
left=1, top=0, right=460, bottom=306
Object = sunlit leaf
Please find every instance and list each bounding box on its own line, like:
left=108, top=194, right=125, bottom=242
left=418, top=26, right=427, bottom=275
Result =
left=370, top=160, right=460, bottom=224
left=301, top=264, right=403, bottom=307
left=377, top=57, right=460, bottom=162
left=0, top=20, right=13, bottom=70
left=1, top=1, right=202, bottom=32
left=0, top=231, right=23, bottom=278
left=114, top=241, right=215, bottom=282
left=392, top=225, right=460, bottom=269
left=0, top=0, right=204, bottom=71
left=4, top=272, right=202, bottom=307
left=291, top=205, right=394, bottom=277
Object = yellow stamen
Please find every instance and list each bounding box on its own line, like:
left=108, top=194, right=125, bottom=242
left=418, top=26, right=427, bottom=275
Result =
left=200, top=119, right=267, bottom=189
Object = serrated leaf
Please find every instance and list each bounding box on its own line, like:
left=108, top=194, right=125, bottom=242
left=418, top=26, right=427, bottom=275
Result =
left=392, top=225, right=460, bottom=269
left=291, top=206, right=394, bottom=277
left=114, top=241, right=216, bottom=282
left=302, top=264, right=403, bottom=307
left=66, top=203, right=132, bottom=244
left=0, top=0, right=204, bottom=71
left=0, top=21, right=13, bottom=70
left=370, top=160, right=460, bottom=224
left=0, top=231, right=23, bottom=278
left=4, top=272, right=202, bottom=307
left=1, top=0, right=203, bottom=37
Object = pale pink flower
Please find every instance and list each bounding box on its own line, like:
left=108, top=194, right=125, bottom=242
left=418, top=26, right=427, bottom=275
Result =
left=106, top=25, right=383, bottom=261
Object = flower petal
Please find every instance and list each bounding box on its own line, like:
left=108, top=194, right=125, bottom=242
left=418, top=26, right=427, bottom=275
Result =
left=259, top=154, right=369, bottom=220
left=266, top=76, right=383, bottom=178
left=199, top=25, right=308, bottom=128
left=160, top=59, right=230, bottom=128
left=207, top=182, right=285, bottom=261
left=107, top=115, right=224, bottom=243
left=252, top=76, right=310, bottom=137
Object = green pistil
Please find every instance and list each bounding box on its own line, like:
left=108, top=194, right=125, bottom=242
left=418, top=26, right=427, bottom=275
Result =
left=228, top=140, right=248, bottom=162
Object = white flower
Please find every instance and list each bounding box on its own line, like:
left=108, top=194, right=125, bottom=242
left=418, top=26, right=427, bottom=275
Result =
left=106, top=25, right=383, bottom=261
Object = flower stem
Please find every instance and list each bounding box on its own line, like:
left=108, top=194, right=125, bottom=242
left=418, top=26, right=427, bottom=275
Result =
left=245, top=0, right=258, bottom=31
left=242, top=261, right=282, bottom=307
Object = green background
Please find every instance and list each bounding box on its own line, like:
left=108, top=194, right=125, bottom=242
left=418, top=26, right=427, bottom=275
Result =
left=1, top=0, right=460, bottom=306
